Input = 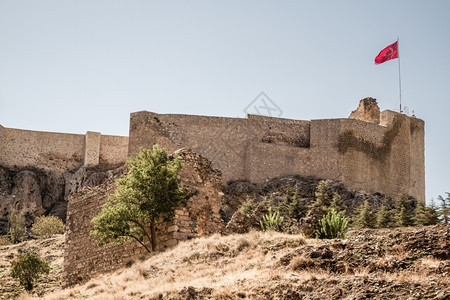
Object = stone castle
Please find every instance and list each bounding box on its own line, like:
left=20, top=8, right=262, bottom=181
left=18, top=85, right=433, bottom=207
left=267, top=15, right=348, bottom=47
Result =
left=0, top=98, right=425, bottom=285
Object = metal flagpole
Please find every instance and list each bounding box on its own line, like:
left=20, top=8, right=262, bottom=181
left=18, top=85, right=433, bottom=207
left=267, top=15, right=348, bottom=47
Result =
left=397, top=37, right=402, bottom=113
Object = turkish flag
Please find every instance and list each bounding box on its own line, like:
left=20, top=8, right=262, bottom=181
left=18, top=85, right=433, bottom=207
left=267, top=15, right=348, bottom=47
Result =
left=375, top=41, right=399, bottom=64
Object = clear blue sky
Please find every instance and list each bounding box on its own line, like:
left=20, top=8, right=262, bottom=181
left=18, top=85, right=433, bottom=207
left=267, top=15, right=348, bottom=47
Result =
left=1, top=1, right=449, bottom=203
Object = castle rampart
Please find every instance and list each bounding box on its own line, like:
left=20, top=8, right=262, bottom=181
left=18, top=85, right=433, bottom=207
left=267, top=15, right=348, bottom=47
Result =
left=128, top=101, right=425, bottom=201
left=0, top=126, right=128, bottom=173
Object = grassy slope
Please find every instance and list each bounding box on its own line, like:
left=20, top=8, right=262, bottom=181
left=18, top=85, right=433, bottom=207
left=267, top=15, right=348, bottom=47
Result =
left=2, top=225, right=449, bottom=299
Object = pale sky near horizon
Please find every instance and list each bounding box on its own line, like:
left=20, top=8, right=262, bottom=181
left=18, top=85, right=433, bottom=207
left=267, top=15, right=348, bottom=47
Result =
left=1, top=1, right=449, bottom=203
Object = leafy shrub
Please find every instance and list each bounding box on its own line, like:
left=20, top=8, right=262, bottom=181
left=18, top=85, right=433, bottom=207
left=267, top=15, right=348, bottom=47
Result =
left=31, top=215, right=65, bottom=238
left=239, top=197, right=257, bottom=215
left=9, top=211, right=26, bottom=244
left=315, top=209, right=348, bottom=239
left=437, top=193, right=449, bottom=224
left=260, top=208, right=284, bottom=232
left=10, top=253, right=50, bottom=291
left=330, top=192, right=345, bottom=212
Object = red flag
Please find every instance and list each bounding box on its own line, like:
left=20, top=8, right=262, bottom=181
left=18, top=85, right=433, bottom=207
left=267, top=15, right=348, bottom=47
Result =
left=374, top=41, right=399, bottom=64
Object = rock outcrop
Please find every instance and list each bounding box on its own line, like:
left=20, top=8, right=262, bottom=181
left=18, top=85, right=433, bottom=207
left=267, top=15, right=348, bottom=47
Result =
left=0, top=167, right=65, bottom=233
left=0, top=164, right=125, bottom=235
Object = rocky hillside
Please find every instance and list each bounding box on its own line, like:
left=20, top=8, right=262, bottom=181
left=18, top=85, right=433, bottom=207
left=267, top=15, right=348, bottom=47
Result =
left=222, top=175, right=418, bottom=237
left=5, top=224, right=448, bottom=299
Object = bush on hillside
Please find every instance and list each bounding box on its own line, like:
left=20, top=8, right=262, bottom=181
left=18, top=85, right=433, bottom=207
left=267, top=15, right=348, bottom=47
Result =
left=315, top=209, right=348, bottom=239
left=239, top=197, right=258, bottom=215
left=260, top=208, right=284, bottom=232
left=10, top=253, right=50, bottom=291
left=31, top=216, right=65, bottom=238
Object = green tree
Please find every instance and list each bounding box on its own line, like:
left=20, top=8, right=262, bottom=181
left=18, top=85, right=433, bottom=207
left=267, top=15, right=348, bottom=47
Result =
left=352, top=200, right=376, bottom=229
left=10, top=253, right=50, bottom=291
left=330, top=192, right=345, bottom=212
left=427, top=198, right=441, bottom=225
left=315, top=209, right=348, bottom=239
left=376, top=205, right=393, bottom=228
left=312, top=180, right=331, bottom=208
left=437, top=193, right=450, bottom=224
left=91, top=146, right=193, bottom=253
left=394, top=193, right=414, bottom=227
left=278, top=185, right=306, bottom=220
left=9, top=211, right=26, bottom=244
left=287, top=187, right=306, bottom=220
left=414, top=200, right=440, bottom=226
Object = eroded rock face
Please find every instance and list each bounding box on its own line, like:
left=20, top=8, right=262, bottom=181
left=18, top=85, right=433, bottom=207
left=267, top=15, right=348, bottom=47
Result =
left=0, top=167, right=66, bottom=232
left=0, top=164, right=125, bottom=234
left=11, top=170, right=45, bottom=224
left=349, top=97, right=381, bottom=124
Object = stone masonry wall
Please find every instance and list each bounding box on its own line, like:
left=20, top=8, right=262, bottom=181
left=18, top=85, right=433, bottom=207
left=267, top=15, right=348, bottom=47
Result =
left=0, top=126, right=84, bottom=173
left=128, top=112, right=311, bottom=182
left=63, top=148, right=224, bottom=286
left=338, top=111, right=425, bottom=199
left=128, top=108, right=424, bottom=201
left=63, top=181, right=147, bottom=286
left=0, top=126, right=128, bottom=173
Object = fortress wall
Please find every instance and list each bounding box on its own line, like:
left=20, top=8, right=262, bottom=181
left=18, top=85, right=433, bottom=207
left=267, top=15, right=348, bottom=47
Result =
left=127, top=109, right=424, bottom=200
left=0, top=126, right=128, bottom=173
left=129, top=111, right=310, bottom=183
left=84, top=131, right=101, bottom=167
left=246, top=142, right=312, bottom=182
left=385, top=113, right=412, bottom=196
left=409, top=117, right=425, bottom=200
left=246, top=119, right=343, bottom=183
left=338, top=119, right=387, bottom=194
left=0, top=126, right=85, bottom=172
left=63, top=182, right=149, bottom=286
left=308, top=119, right=342, bottom=179
left=99, top=134, right=129, bottom=166
left=337, top=112, right=425, bottom=200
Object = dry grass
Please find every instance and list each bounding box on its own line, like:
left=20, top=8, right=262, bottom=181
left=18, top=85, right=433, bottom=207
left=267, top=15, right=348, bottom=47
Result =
left=38, top=231, right=308, bottom=299
left=9, top=225, right=449, bottom=299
